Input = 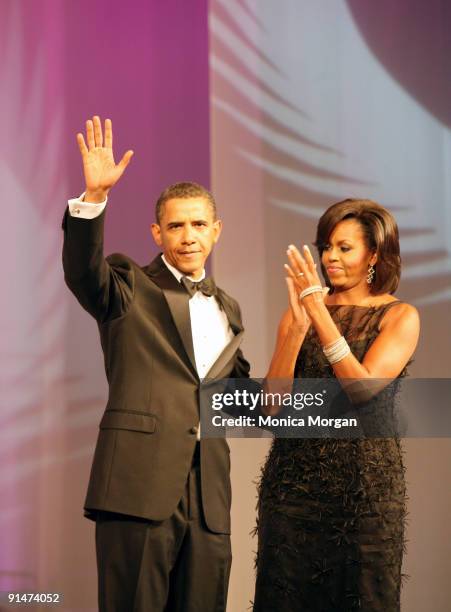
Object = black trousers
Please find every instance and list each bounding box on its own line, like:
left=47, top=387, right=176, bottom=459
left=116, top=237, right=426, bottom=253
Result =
left=95, top=445, right=232, bottom=612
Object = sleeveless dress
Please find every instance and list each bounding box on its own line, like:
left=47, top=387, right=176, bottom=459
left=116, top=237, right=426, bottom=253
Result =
left=253, top=303, right=408, bottom=612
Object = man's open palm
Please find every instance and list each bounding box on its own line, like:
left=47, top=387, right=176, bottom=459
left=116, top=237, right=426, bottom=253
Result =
left=77, top=116, right=133, bottom=199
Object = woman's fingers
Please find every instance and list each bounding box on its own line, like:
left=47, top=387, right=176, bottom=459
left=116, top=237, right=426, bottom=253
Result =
left=284, top=263, right=304, bottom=290
left=284, top=263, right=296, bottom=279
left=288, top=244, right=304, bottom=268
left=286, top=276, right=295, bottom=298
left=93, top=115, right=103, bottom=147
left=287, top=245, right=312, bottom=291
left=285, top=277, right=299, bottom=311
left=286, top=277, right=310, bottom=330
left=287, top=246, right=304, bottom=273
left=302, top=244, right=317, bottom=274
left=289, top=244, right=322, bottom=285
left=290, top=243, right=318, bottom=275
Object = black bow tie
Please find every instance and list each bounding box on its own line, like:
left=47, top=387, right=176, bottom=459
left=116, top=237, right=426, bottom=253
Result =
left=181, top=276, right=217, bottom=298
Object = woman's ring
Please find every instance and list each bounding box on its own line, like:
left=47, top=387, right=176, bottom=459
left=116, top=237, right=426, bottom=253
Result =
left=296, top=272, right=304, bottom=277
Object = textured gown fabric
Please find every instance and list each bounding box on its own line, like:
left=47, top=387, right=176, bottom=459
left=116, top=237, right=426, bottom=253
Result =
left=253, top=303, right=408, bottom=612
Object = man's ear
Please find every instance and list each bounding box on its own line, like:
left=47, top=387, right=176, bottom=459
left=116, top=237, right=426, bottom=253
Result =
left=213, top=219, right=223, bottom=243
left=151, top=223, right=162, bottom=246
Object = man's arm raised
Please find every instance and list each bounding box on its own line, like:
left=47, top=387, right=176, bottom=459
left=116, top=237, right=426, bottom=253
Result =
left=77, top=115, right=133, bottom=203
left=62, top=116, right=135, bottom=322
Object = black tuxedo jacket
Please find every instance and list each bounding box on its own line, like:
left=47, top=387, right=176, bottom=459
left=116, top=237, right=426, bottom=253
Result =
left=62, top=208, right=250, bottom=534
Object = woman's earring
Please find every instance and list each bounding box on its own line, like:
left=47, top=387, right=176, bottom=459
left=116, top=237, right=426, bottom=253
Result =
left=367, top=264, right=375, bottom=284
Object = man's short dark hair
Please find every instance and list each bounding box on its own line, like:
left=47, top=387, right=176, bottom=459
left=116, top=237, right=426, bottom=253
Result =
left=155, top=182, right=217, bottom=223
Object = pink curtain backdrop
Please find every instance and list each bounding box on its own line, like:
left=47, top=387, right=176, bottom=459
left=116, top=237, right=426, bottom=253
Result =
left=1, top=1, right=209, bottom=609
left=2, top=1, right=451, bottom=610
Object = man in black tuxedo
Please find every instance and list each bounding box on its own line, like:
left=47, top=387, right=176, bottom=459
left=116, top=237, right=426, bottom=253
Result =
left=62, top=116, right=250, bottom=611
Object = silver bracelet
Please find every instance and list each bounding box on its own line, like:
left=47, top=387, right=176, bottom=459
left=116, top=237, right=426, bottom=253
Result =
left=322, top=337, right=343, bottom=354
left=323, top=336, right=348, bottom=356
left=322, top=336, right=351, bottom=364
left=299, top=285, right=323, bottom=300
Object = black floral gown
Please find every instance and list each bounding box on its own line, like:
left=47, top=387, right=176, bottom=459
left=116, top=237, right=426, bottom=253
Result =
left=253, top=303, right=408, bottom=612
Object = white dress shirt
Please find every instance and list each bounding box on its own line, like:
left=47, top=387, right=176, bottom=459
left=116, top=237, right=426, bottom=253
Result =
left=159, top=255, right=234, bottom=378
left=68, top=193, right=235, bottom=438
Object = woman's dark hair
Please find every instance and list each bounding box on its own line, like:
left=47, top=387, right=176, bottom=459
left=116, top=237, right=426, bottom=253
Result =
left=314, top=199, right=401, bottom=294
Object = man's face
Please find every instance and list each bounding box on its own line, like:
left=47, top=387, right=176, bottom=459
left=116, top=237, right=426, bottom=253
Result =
left=151, top=197, right=222, bottom=280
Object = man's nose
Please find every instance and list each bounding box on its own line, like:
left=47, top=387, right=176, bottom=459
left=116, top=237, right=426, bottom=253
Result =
left=181, top=226, right=196, bottom=243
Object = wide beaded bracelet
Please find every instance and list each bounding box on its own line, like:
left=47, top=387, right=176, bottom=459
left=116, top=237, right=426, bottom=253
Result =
left=322, top=336, right=351, bottom=364
left=299, top=285, right=323, bottom=300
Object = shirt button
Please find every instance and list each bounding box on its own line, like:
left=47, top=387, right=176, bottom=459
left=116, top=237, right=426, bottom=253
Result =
left=74, top=208, right=80, bottom=214
left=190, top=426, right=198, bottom=435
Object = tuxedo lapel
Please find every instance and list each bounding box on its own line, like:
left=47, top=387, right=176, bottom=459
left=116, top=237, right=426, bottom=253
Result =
left=205, top=331, right=244, bottom=380
left=144, top=256, right=244, bottom=381
left=215, top=289, right=243, bottom=335
left=205, top=288, right=244, bottom=379
left=145, top=255, right=198, bottom=376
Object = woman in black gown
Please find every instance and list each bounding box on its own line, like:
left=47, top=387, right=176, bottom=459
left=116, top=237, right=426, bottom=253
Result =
left=253, top=199, right=420, bottom=611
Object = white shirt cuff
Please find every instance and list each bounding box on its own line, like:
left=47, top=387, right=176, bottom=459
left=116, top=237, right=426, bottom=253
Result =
left=68, top=192, right=108, bottom=219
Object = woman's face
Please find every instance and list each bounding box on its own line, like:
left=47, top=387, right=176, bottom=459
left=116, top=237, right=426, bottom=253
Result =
left=321, top=218, right=376, bottom=291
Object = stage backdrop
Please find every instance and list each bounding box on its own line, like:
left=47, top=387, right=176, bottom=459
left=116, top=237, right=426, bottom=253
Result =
left=1, top=1, right=451, bottom=611
left=0, top=1, right=209, bottom=610
left=209, top=0, right=451, bottom=610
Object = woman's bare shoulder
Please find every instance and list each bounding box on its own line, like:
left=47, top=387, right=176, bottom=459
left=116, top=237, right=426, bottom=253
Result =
left=379, top=299, right=419, bottom=331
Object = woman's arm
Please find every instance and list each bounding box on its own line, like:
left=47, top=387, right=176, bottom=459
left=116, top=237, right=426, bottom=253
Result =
left=267, top=309, right=308, bottom=379
left=286, top=244, right=420, bottom=400
left=266, top=278, right=312, bottom=379
left=262, top=279, right=311, bottom=415
left=308, top=300, right=419, bottom=379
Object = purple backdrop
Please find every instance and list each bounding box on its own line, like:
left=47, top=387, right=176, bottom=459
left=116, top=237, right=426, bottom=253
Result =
left=0, top=1, right=210, bottom=608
